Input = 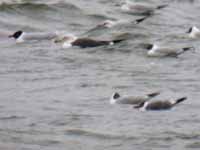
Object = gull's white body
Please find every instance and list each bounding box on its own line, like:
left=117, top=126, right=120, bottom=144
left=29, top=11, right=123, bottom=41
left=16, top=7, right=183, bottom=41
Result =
left=16, top=32, right=58, bottom=43
left=121, top=1, right=157, bottom=14
left=62, top=35, right=78, bottom=48
left=188, top=26, right=200, bottom=39
left=110, top=92, right=159, bottom=105
left=147, top=44, right=186, bottom=57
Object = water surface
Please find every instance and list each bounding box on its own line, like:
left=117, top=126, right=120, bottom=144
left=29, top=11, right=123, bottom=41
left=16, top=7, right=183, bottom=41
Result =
left=0, top=0, right=200, bottom=149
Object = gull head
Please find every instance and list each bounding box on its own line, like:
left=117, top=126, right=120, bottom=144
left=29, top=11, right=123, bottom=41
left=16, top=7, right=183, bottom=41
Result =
left=9, top=30, right=23, bottom=39
left=54, top=34, right=77, bottom=44
left=97, top=20, right=116, bottom=28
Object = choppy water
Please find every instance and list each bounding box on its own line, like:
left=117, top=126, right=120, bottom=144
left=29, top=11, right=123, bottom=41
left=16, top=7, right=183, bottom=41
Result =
left=0, top=0, right=200, bottom=149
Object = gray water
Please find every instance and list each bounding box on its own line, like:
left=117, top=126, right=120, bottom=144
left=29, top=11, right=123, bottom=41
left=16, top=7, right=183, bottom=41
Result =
left=0, top=0, right=200, bottom=149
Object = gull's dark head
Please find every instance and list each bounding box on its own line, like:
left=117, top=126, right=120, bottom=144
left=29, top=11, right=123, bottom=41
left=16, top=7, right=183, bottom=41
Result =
left=186, top=27, right=193, bottom=34
left=144, top=44, right=154, bottom=50
left=112, top=92, right=120, bottom=99
left=96, top=20, right=115, bottom=28
left=9, top=30, right=23, bottom=39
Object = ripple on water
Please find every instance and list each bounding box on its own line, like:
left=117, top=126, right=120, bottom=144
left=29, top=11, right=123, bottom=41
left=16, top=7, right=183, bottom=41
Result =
left=0, top=115, right=25, bottom=121
left=163, top=131, right=200, bottom=140
left=64, top=127, right=138, bottom=141
left=186, top=142, right=200, bottom=149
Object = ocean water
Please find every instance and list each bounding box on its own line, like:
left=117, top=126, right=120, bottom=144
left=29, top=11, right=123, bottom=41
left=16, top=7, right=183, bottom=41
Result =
left=0, top=0, right=200, bottom=149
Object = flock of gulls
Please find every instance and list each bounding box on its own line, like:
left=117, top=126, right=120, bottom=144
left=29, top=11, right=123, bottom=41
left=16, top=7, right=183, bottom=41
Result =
left=110, top=91, right=187, bottom=111
left=7, top=0, right=200, bottom=111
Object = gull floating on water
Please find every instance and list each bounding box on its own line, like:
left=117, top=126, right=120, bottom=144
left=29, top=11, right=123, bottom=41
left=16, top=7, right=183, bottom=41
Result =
left=8, top=30, right=59, bottom=43
left=186, top=26, right=200, bottom=39
left=96, top=15, right=151, bottom=28
left=54, top=34, right=125, bottom=48
left=110, top=91, right=160, bottom=105
left=134, top=97, right=187, bottom=111
left=145, top=44, right=195, bottom=57
left=120, top=0, right=168, bottom=15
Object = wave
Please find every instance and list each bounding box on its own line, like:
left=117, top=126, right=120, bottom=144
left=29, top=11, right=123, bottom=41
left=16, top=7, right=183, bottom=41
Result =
left=0, top=2, right=51, bottom=11
left=0, top=115, right=25, bottom=120
left=163, top=131, right=200, bottom=140
left=0, top=1, right=82, bottom=12
left=0, top=0, right=84, bottom=31
left=65, top=128, right=138, bottom=140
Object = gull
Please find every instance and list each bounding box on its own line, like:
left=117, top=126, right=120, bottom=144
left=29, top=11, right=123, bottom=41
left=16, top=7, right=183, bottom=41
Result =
left=145, top=44, right=195, bottom=57
left=96, top=15, right=151, bottom=28
left=110, top=91, right=160, bottom=105
left=54, top=34, right=125, bottom=48
left=186, top=26, right=200, bottom=39
left=120, top=0, right=168, bottom=15
left=134, top=97, right=187, bottom=111
left=8, top=30, right=59, bottom=43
